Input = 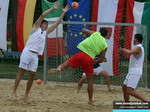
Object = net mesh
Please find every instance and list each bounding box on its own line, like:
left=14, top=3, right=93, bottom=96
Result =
left=45, top=22, right=148, bottom=88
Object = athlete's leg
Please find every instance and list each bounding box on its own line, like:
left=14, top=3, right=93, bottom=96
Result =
left=123, top=73, right=148, bottom=101
left=122, top=84, right=130, bottom=102
left=48, top=62, right=70, bottom=73
left=12, top=68, right=26, bottom=100
left=76, top=74, right=87, bottom=93
left=86, top=74, right=94, bottom=105
left=24, top=71, right=36, bottom=102
left=126, top=86, right=147, bottom=101
left=99, top=70, right=112, bottom=91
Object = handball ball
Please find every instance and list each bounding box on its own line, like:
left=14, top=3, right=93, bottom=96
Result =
left=72, top=2, right=79, bottom=9
left=36, top=79, right=42, bottom=84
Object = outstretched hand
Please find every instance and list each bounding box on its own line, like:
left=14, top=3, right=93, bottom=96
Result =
left=52, top=2, right=59, bottom=10
left=120, top=47, right=123, bottom=52
left=62, top=5, right=70, bottom=13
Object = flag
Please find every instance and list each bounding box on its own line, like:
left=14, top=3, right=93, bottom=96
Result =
left=12, top=0, right=37, bottom=51
left=126, top=0, right=150, bottom=58
left=66, top=0, right=90, bottom=55
left=0, top=0, right=10, bottom=50
left=42, top=0, right=66, bottom=56
left=92, top=0, right=125, bottom=76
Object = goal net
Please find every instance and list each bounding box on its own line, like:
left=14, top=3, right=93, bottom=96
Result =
left=43, top=21, right=148, bottom=88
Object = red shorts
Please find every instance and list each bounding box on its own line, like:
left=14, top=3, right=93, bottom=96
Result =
left=67, top=52, right=94, bottom=74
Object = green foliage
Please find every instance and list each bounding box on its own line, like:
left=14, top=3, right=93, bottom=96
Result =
left=136, top=0, right=150, bottom=2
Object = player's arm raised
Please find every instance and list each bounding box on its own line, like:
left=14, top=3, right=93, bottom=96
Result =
left=120, top=47, right=141, bottom=55
left=32, top=3, right=59, bottom=31
left=47, top=5, right=69, bottom=34
left=82, top=28, right=95, bottom=39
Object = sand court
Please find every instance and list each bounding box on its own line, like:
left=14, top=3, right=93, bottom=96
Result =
left=0, top=79, right=149, bottom=112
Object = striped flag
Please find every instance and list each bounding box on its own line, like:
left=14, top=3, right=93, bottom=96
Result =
left=12, top=0, right=37, bottom=51
left=42, top=0, right=66, bottom=56
left=126, top=0, right=150, bottom=57
left=92, top=0, right=124, bottom=76
left=0, top=0, right=10, bottom=50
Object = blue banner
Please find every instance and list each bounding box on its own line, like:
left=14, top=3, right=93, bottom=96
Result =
left=66, top=0, right=90, bottom=54
left=113, top=109, right=150, bottom=112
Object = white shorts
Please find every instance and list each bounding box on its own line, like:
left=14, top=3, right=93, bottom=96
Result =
left=19, top=50, right=38, bottom=72
left=123, top=73, right=142, bottom=89
left=83, top=66, right=104, bottom=76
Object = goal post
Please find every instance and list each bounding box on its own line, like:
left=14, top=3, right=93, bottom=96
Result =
left=43, top=21, right=149, bottom=88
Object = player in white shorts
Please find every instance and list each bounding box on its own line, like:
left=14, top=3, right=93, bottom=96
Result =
left=11, top=3, right=69, bottom=102
left=120, top=34, right=148, bottom=102
left=76, top=57, right=113, bottom=93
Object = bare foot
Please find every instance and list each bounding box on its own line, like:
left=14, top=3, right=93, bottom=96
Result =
left=11, top=93, right=18, bottom=101
left=48, top=68, right=60, bottom=74
left=74, top=90, right=79, bottom=93
left=88, top=101, right=94, bottom=105
left=24, top=96, right=29, bottom=103
left=108, top=88, right=115, bottom=92
left=20, top=95, right=29, bottom=103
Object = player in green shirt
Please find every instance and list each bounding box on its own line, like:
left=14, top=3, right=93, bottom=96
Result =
left=49, top=28, right=108, bottom=105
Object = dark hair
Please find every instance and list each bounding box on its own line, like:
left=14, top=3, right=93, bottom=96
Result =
left=135, top=34, right=143, bottom=43
left=99, top=28, right=108, bottom=37
left=41, top=19, right=48, bottom=24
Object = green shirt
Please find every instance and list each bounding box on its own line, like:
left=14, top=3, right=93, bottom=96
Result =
left=77, top=32, right=108, bottom=59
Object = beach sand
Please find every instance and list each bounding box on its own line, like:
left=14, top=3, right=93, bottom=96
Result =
left=0, top=79, right=149, bottom=112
